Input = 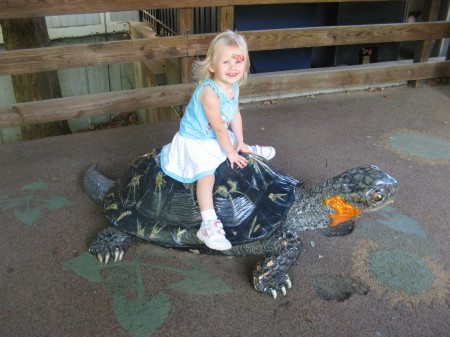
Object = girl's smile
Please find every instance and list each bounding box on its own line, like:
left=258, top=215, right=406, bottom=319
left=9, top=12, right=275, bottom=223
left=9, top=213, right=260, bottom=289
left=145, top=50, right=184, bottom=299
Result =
left=208, top=46, right=247, bottom=91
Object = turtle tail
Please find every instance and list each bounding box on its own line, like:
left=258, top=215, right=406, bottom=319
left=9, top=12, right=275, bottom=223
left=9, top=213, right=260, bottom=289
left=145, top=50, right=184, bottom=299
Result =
left=83, top=164, right=114, bottom=205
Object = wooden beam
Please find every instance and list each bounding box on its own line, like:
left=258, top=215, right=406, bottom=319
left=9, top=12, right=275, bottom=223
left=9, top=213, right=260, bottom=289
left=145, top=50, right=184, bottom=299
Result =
left=0, top=83, right=196, bottom=128
left=0, top=0, right=408, bottom=20
left=0, top=35, right=187, bottom=76
left=217, top=6, right=234, bottom=31
left=1, top=22, right=449, bottom=76
left=177, top=8, right=194, bottom=83
left=242, top=59, right=450, bottom=99
left=410, top=0, right=442, bottom=87
left=242, top=22, right=450, bottom=51
left=1, top=58, right=448, bottom=128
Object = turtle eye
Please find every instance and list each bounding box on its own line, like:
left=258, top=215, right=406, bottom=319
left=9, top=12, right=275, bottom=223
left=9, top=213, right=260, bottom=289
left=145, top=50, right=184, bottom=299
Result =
left=374, top=194, right=383, bottom=202
left=370, top=191, right=384, bottom=203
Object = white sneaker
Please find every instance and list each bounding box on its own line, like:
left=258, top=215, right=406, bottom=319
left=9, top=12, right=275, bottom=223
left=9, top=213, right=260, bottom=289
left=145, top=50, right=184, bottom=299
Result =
left=197, top=220, right=232, bottom=251
left=251, top=145, right=276, bottom=160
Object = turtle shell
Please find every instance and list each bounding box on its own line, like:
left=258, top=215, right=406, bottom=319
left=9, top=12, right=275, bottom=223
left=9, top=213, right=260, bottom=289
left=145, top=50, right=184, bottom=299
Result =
left=103, top=148, right=300, bottom=247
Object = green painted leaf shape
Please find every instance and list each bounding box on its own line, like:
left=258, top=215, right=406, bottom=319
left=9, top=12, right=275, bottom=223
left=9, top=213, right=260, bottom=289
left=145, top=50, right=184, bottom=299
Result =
left=21, top=180, right=48, bottom=191
left=44, top=194, right=74, bottom=210
left=113, top=291, right=170, bottom=337
left=3, top=201, right=23, bottom=210
left=166, top=257, right=233, bottom=295
left=377, top=207, right=426, bottom=237
left=14, top=208, right=40, bottom=226
left=61, top=252, right=104, bottom=282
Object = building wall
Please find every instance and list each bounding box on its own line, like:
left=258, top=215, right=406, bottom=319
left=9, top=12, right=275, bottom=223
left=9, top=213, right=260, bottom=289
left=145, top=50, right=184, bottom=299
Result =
left=0, top=11, right=138, bottom=143
left=0, top=11, right=139, bottom=43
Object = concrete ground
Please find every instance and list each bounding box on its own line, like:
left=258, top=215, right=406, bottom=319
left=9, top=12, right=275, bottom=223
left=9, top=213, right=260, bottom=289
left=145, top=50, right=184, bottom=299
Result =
left=1, top=84, right=449, bottom=337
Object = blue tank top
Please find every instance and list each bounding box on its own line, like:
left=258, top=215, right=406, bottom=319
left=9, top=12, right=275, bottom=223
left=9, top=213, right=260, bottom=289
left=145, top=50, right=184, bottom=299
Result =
left=178, top=79, right=239, bottom=140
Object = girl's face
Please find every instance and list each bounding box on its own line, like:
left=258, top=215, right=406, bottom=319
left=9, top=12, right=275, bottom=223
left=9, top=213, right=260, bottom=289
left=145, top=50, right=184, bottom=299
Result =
left=208, top=45, right=247, bottom=87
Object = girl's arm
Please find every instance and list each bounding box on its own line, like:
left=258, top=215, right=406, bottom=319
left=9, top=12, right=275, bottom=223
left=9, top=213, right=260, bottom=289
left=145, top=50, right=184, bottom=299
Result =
left=200, top=86, right=247, bottom=168
left=230, top=107, right=251, bottom=154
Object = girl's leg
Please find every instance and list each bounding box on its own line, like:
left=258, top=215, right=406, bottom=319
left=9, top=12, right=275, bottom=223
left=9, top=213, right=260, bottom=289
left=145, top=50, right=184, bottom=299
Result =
left=196, top=174, right=232, bottom=250
left=196, top=174, right=215, bottom=212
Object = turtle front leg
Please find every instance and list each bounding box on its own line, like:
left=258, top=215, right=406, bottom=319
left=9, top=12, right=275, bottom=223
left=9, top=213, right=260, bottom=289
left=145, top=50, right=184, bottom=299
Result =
left=252, top=229, right=302, bottom=299
left=89, top=227, right=138, bottom=263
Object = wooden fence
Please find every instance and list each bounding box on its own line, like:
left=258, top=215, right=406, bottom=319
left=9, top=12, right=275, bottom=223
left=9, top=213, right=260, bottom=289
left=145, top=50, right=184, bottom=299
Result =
left=0, top=0, right=449, bottom=128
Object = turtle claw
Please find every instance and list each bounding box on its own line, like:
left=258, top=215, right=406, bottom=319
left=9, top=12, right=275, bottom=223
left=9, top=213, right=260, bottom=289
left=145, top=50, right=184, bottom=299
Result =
left=271, top=289, right=277, bottom=300
left=267, top=279, right=290, bottom=300
left=104, top=252, right=110, bottom=264
left=114, top=248, right=120, bottom=262
left=254, top=271, right=294, bottom=299
left=95, top=249, right=125, bottom=264
left=89, top=227, right=137, bottom=264
left=272, top=275, right=292, bottom=299
left=285, top=275, right=292, bottom=289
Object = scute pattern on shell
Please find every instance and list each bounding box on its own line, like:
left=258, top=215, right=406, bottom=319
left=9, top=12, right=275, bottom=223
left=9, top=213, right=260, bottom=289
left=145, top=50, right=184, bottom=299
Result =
left=103, top=148, right=300, bottom=247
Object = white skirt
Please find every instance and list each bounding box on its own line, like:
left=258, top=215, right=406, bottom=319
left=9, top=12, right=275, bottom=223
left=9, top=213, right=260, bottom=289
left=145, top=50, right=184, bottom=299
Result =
left=161, top=131, right=236, bottom=183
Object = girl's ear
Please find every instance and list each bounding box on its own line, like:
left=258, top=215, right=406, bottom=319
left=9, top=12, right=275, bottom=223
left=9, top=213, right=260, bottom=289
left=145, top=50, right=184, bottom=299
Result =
left=208, top=62, right=215, bottom=73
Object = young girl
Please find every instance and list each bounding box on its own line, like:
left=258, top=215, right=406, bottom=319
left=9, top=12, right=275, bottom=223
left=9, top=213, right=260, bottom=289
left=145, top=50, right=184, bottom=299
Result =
left=161, top=30, right=275, bottom=250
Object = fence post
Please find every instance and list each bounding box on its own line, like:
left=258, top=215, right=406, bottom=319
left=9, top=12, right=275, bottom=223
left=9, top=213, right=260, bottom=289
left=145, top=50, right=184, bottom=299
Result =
left=410, top=0, right=442, bottom=87
left=217, top=6, right=234, bottom=31
left=177, top=8, right=194, bottom=83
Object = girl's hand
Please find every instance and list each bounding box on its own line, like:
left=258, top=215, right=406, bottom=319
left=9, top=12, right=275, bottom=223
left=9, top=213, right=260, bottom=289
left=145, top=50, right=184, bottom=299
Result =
left=235, top=142, right=252, bottom=154
left=227, top=150, right=248, bottom=169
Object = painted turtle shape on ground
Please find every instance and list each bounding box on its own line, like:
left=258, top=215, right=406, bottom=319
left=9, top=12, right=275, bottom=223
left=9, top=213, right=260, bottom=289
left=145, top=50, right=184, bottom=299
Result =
left=84, top=148, right=399, bottom=299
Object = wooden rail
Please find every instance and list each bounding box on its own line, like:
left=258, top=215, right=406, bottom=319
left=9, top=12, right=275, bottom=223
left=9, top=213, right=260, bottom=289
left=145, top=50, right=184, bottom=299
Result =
left=1, top=22, right=449, bottom=76
left=1, top=58, right=448, bottom=128
left=0, top=0, right=408, bottom=19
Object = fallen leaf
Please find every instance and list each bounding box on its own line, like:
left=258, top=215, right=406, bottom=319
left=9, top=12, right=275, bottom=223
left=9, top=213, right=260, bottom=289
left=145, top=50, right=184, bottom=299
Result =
left=263, top=99, right=278, bottom=105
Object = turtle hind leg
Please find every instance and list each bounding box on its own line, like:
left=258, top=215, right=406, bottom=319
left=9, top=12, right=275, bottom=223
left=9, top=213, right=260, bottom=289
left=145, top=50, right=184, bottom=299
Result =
left=252, top=229, right=302, bottom=299
left=321, top=220, right=356, bottom=237
left=89, top=227, right=138, bottom=263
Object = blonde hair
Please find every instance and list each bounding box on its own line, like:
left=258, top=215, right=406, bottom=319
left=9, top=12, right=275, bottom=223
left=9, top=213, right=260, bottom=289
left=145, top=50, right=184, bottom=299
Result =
left=192, top=30, right=250, bottom=86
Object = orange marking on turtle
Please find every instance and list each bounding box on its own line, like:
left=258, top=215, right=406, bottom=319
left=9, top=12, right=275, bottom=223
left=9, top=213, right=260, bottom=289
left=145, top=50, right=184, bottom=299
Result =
left=323, top=195, right=361, bottom=227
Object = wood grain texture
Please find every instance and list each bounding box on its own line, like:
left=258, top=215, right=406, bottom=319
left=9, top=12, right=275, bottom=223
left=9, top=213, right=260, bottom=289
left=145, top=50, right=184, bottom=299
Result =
left=2, top=22, right=448, bottom=76
left=0, top=0, right=407, bottom=19
left=1, top=59, right=448, bottom=128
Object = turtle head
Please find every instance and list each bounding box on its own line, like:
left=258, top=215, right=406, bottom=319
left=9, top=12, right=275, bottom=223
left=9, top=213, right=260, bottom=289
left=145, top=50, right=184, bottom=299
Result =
left=287, top=165, right=398, bottom=231
left=328, top=165, right=399, bottom=214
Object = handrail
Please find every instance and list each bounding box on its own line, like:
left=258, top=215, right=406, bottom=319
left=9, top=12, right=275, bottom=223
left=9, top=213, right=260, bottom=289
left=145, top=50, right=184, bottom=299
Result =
left=1, top=58, right=448, bottom=128
left=1, top=22, right=449, bottom=76
left=0, top=0, right=408, bottom=19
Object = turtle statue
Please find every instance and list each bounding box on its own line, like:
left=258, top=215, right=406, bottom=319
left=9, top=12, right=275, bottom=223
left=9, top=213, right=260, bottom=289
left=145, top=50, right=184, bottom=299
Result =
left=84, top=148, right=399, bottom=299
